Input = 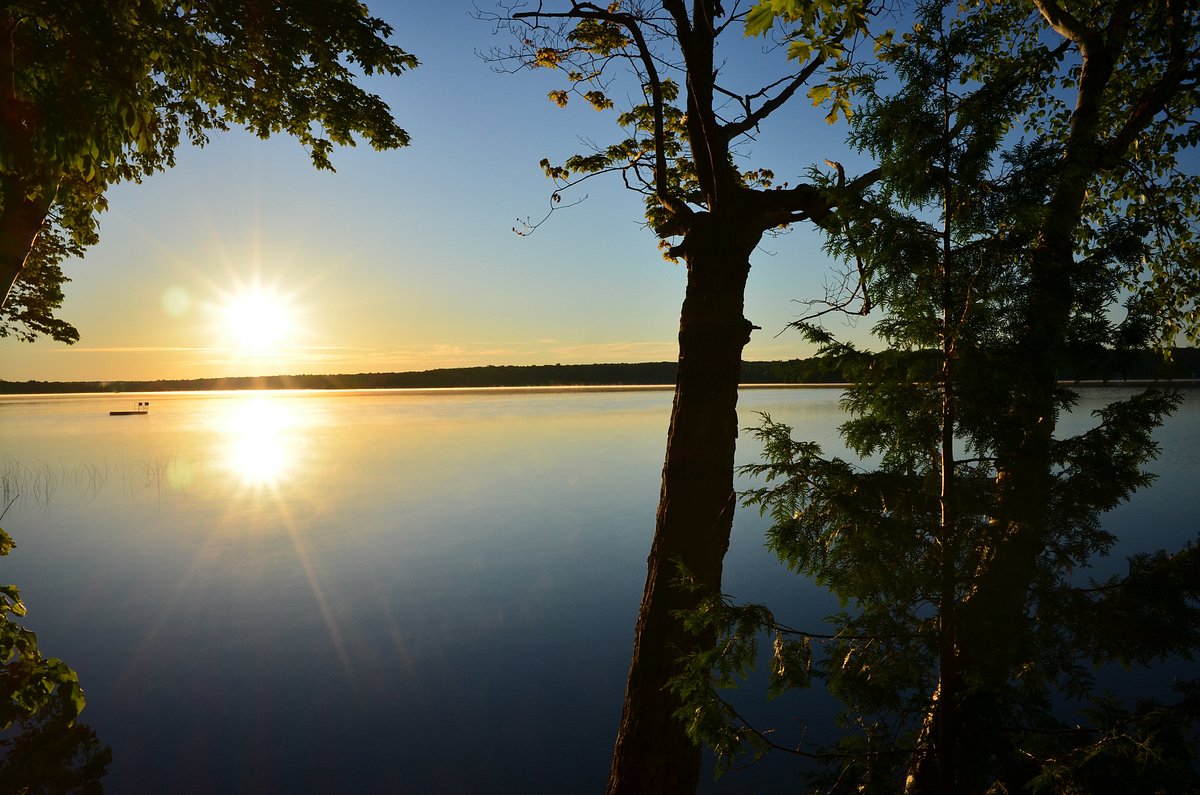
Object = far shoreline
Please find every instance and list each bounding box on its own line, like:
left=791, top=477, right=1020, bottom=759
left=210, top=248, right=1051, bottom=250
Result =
left=2, top=351, right=1197, bottom=396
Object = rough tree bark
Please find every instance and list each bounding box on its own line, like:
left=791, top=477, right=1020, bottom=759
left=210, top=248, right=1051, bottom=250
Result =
left=607, top=211, right=761, bottom=793
left=498, top=3, right=877, bottom=789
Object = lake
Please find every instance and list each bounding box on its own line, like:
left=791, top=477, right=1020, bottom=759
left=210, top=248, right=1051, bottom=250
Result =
left=1, top=386, right=1196, bottom=793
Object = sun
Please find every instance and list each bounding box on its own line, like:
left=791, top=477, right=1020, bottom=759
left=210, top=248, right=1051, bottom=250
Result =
left=218, top=285, right=296, bottom=351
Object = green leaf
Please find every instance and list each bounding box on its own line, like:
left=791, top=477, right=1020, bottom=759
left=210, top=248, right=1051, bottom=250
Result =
left=787, top=39, right=813, bottom=62
left=745, top=3, right=778, bottom=37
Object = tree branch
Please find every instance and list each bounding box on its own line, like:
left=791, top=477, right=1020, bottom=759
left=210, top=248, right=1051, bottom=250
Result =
left=721, top=55, right=827, bottom=141
left=753, top=167, right=882, bottom=231
left=659, top=0, right=693, bottom=40
left=1031, top=0, right=1096, bottom=46
left=513, top=2, right=695, bottom=226
left=1103, top=0, right=1196, bottom=168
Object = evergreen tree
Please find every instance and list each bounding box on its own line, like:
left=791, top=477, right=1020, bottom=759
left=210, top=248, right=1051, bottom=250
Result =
left=674, top=2, right=1200, bottom=791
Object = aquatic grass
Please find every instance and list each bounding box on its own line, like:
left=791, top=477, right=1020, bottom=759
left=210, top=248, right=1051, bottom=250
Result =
left=0, top=457, right=163, bottom=509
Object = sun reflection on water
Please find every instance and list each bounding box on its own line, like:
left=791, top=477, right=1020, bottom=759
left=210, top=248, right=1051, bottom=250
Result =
left=221, top=396, right=299, bottom=487
left=206, top=394, right=357, bottom=684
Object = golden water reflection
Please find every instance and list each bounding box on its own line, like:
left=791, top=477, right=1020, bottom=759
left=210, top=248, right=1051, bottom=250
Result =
left=220, top=395, right=302, bottom=487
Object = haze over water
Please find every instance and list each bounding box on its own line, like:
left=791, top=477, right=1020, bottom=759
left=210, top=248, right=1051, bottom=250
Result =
left=1, top=386, right=1195, bottom=792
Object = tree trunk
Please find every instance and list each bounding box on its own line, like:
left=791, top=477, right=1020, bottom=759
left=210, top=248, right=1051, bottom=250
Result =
left=0, top=183, right=54, bottom=308
left=0, top=14, right=54, bottom=310
left=607, top=213, right=759, bottom=795
left=909, top=23, right=1140, bottom=790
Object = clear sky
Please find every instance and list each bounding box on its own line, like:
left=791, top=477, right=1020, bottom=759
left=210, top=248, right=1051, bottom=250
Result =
left=2, top=1, right=875, bottom=383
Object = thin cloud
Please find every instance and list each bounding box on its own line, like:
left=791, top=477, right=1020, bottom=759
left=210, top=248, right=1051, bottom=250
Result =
left=51, top=346, right=214, bottom=354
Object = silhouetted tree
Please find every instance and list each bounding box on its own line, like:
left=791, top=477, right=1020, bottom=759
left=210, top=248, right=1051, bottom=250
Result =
left=488, top=1, right=882, bottom=789
left=675, top=1, right=1200, bottom=790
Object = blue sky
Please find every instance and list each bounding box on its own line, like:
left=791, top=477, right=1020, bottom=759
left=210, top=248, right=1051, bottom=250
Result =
left=2, top=1, right=876, bottom=382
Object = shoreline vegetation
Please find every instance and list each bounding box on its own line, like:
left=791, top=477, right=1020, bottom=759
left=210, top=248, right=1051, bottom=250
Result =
left=2, top=349, right=1198, bottom=395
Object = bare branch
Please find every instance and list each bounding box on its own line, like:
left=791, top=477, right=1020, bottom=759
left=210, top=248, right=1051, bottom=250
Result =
left=713, top=690, right=918, bottom=762
left=512, top=191, right=590, bottom=237
left=512, top=154, right=653, bottom=236
left=783, top=262, right=871, bottom=334
left=712, top=71, right=791, bottom=124
left=721, top=55, right=827, bottom=141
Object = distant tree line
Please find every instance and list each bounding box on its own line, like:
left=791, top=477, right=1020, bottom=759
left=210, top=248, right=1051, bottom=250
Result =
left=2, top=350, right=1197, bottom=395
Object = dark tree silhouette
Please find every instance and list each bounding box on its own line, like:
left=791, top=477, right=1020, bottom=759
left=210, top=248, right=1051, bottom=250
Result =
left=676, top=1, right=1200, bottom=791
left=488, top=2, right=882, bottom=790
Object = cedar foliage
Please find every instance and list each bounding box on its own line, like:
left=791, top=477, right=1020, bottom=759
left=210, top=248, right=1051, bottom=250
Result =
left=675, top=1, right=1200, bottom=790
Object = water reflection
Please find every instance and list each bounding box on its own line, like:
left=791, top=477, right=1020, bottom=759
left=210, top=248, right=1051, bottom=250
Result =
left=0, top=388, right=1190, bottom=792
left=219, top=396, right=301, bottom=488
left=208, top=394, right=359, bottom=689
left=0, top=690, right=111, bottom=792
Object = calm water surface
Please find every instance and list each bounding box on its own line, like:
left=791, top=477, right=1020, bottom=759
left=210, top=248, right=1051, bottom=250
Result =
left=1, top=386, right=1196, bottom=793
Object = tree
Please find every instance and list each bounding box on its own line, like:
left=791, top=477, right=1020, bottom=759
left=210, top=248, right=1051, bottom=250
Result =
left=0, top=0, right=417, bottom=342
left=673, top=0, right=1200, bottom=790
left=927, top=1, right=1199, bottom=787
left=488, top=2, right=882, bottom=789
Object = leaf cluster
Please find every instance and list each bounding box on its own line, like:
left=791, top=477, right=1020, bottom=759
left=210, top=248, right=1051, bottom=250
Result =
left=494, top=0, right=877, bottom=251
left=746, top=0, right=874, bottom=124
left=1025, top=682, right=1200, bottom=795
